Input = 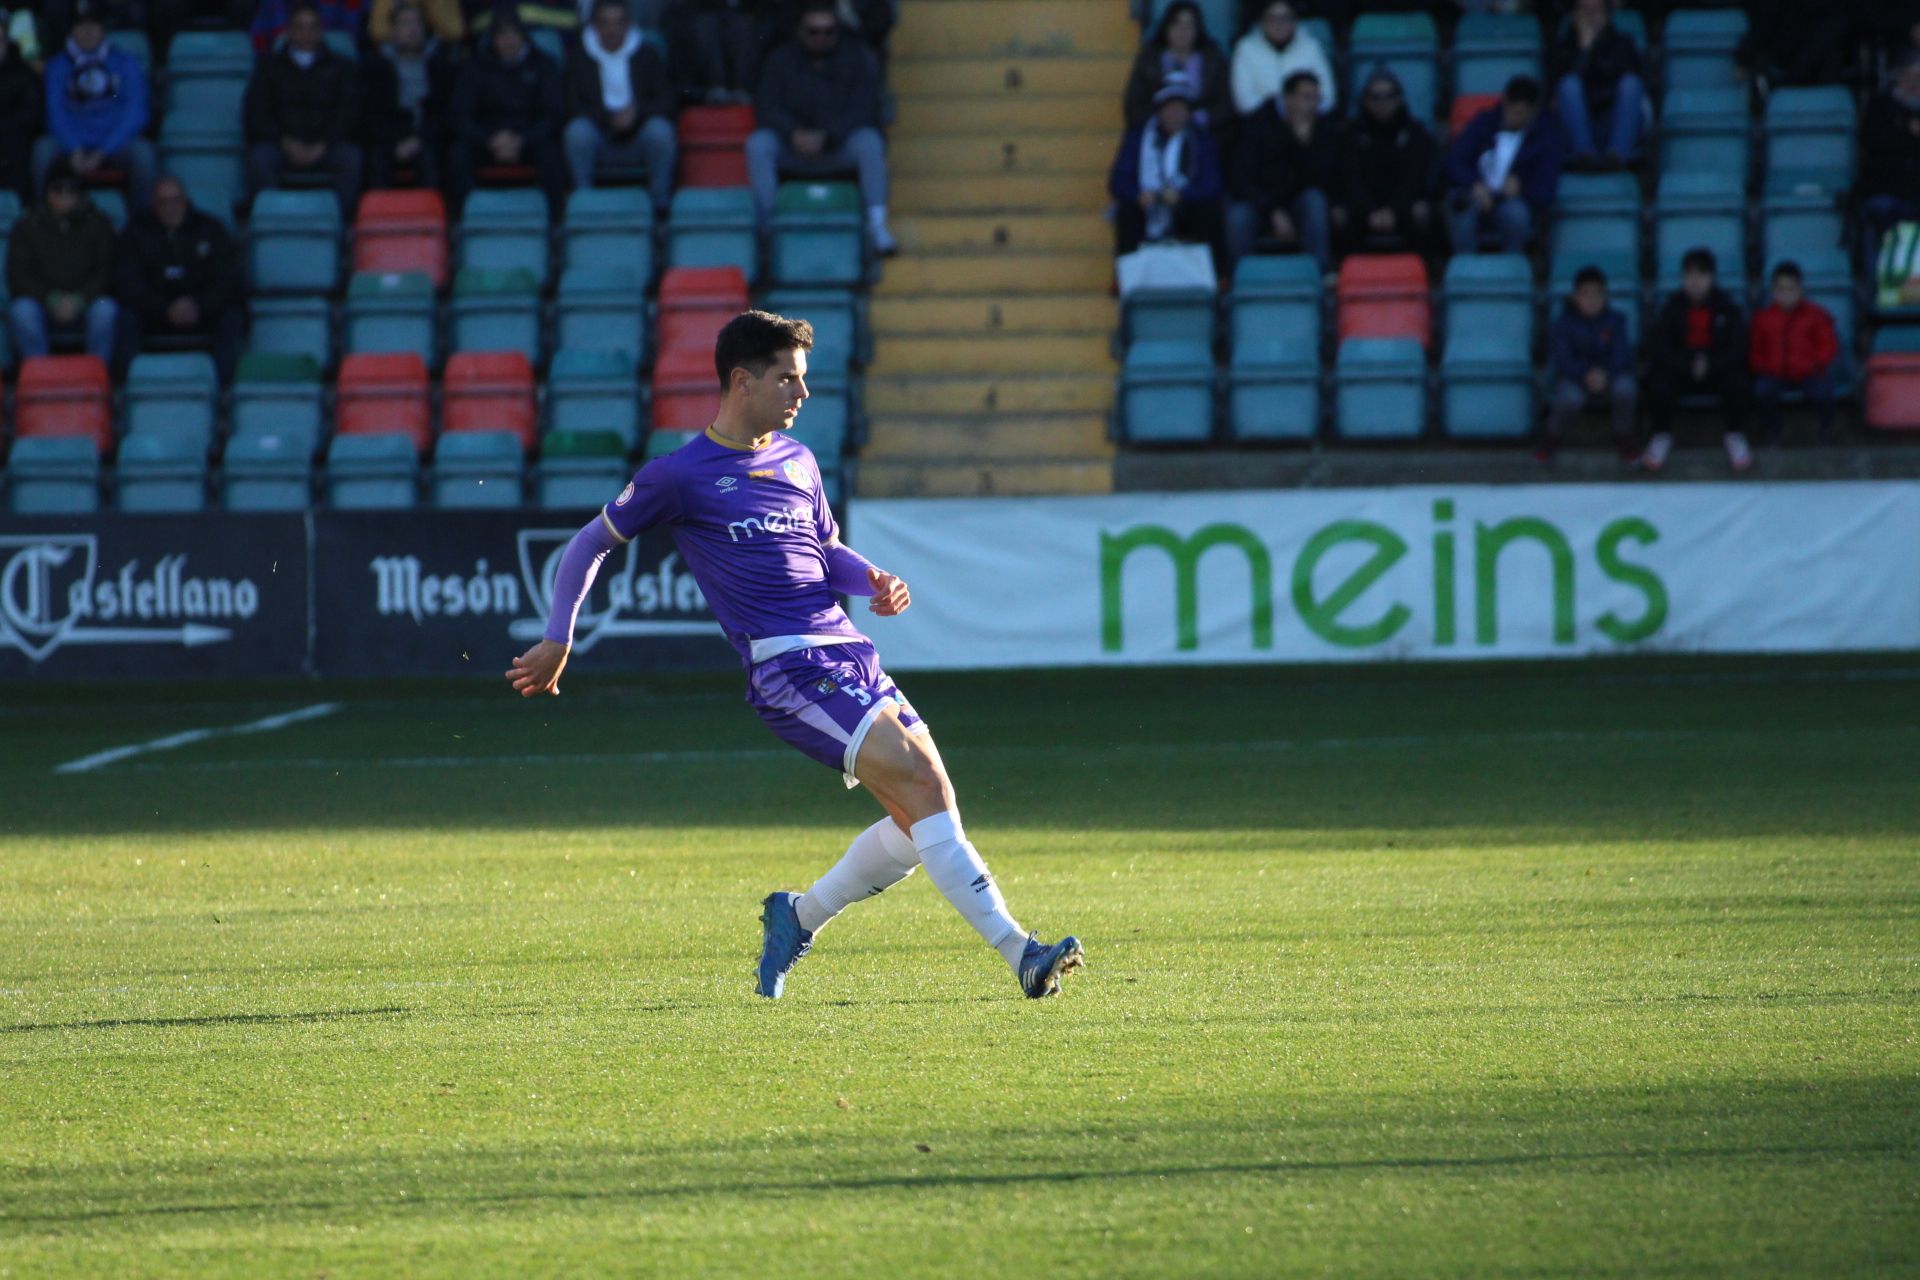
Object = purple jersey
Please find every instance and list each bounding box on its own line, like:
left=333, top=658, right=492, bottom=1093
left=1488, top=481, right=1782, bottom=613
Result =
left=603, top=427, right=866, bottom=666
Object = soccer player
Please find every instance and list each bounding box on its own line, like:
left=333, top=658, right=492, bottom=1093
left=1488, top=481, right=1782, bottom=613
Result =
left=507, top=311, right=1084, bottom=1000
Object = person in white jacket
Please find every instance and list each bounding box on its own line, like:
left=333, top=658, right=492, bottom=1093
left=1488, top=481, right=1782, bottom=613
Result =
left=1231, top=1, right=1336, bottom=116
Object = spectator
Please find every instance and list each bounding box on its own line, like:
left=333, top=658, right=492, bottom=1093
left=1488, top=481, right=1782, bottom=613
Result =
left=1109, top=78, right=1224, bottom=266
left=1552, top=0, right=1645, bottom=169
left=1749, top=260, right=1840, bottom=442
left=369, top=0, right=462, bottom=41
left=1228, top=69, right=1337, bottom=274
left=1736, top=0, right=1851, bottom=92
left=113, top=175, right=243, bottom=383
left=1230, top=1, right=1335, bottom=117
left=32, top=0, right=155, bottom=209
left=1338, top=65, right=1437, bottom=258
left=1543, top=265, right=1637, bottom=462
left=5, top=161, right=117, bottom=362
left=246, top=1, right=364, bottom=216
left=1445, top=75, right=1563, bottom=255
left=564, top=0, right=676, bottom=212
left=1124, top=1, right=1232, bottom=134
left=0, top=12, right=43, bottom=205
left=446, top=6, right=566, bottom=216
left=1862, top=52, right=1920, bottom=273
left=361, top=0, right=458, bottom=190
left=251, top=0, right=368, bottom=52
left=668, top=0, right=771, bottom=105
left=1645, top=247, right=1750, bottom=474
left=747, top=1, right=893, bottom=251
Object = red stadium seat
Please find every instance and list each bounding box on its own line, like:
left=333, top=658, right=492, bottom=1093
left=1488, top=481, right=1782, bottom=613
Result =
left=443, top=351, right=537, bottom=451
left=678, top=105, right=754, bottom=187
left=657, top=266, right=750, bottom=352
left=354, top=189, right=449, bottom=288
left=16, top=355, right=113, bottom=455
left=337, top=352, right=432, bottom=453
left=1865, top=354, right=1920, bottom=431
left=1449, top=93, right=1499, bottom=137
left=650, top=348, right=719, bottom=431
left=1338, top=254, right=1431, bottom=348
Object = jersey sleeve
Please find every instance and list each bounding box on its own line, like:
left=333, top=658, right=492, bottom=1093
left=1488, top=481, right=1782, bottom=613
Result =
left=603, top=456, right=682, bottom=542
left=810, top=451, right=842, bottom=546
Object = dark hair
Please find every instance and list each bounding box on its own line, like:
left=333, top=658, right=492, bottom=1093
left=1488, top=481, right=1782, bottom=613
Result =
left=714, top=310, right=814, bottom=390
left=796, top=0, right=837, bottom=23
left=287, top=0, right=324, bottom=21
left=1771, top=259, right=1803, bottom=283
left=589, top=0, right=627, bottom=17
left=1152, top=1, right=1211, bottom=48
left=1682, top=246, right=1717, bottom=275
left=1504, top=75, right=1541, bottom=104
left=1574, top=266, right=1607, bottom=289
left=1282, top=69, right=1320, bottom=96
left=44, top=157, right=81, bottom=192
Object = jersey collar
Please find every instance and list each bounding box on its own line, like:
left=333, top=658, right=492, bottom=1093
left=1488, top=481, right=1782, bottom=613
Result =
left=705, top=424, right=768, bottom=452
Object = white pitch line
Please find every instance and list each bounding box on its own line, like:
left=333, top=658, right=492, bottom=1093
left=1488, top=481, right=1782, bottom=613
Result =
left=53, top=703, right=343, bottom=775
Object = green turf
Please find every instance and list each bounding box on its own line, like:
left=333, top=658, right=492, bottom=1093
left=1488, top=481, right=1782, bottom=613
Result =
left=2, top=657, right=1917, bottom=1277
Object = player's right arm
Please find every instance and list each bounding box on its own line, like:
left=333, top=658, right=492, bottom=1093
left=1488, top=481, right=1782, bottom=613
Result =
left=506, top=462, right=681, bottom=697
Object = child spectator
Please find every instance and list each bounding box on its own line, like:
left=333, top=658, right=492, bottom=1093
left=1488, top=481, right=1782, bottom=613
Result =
left=1862, top=52, right=1920, bottom=274
left=1645, top=247, right=1751, bottom=474
left=0, top=13, right=42, bottom=204
left=1543, top=265, right=1637, bottom=462
left=251, top=0, right=368, bottom=53
left=361, top=0, right=458, bottom=190
left=33, top=0, right=154, bottom=209
left=1552, top=0, right=1645, bottom=169
left=6, top=161, right=118, bottom=362
left=1110, top=77, right=1224, bottom=266
left=113, top=175, right=243, bottom=383
left=446, top=6, right=567, bottom=217
left=1230, top=1, right=1334, bottom=117
left=1228, top=69, right=1337, bottom=274
left=1445, top=76, right=1563, bottom=255
left=1338, top=65, right=1437, bottom=258
left=1749, top=260, right=1841, bottom=442
left=564, top=0, right=677, bottom=212
left=1125, top=1, right=1231, bottom=134
left=246, top=1, right=364, bottom=217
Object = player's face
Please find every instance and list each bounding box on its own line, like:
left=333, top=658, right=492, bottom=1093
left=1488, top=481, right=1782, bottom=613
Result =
left=748, top=347, right=810, bottom=433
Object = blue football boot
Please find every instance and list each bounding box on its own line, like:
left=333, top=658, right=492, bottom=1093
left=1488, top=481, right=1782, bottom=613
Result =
left=755, top=891, right=814, bottom=999
left=1018, top=933, right=1085, bottom=999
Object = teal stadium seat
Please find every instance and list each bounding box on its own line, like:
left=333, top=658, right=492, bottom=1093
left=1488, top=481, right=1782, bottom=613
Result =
left=250, top=190, right=342, bottom=294
left=1453, top=12, right=1542, bottom=99
left=124, top=353, right=219, bottom=452
left=1658, top=88, right=1749, bottom=182
left=1227, top=342, right=1320, bottom=443
left=223, top=430, right=314, bottom=511
left=1549, top=172, right=1641, bottom=265
left=232, top=353, right=326, bottom=454
left=459, top=189, right=552, bottom=286
left=1442, top=333, right=1536, bottom=440
left=92, top=189, right=127, bottom=232
left=564, top=188, right=655, bottom=282
left=164, top=148, right=245, bottom=227
left=771, top=181, right=865, bottom=288
left=1765, top=87, right=1857, bottom=192
left=449, top=267, right=543, bottom=362
left=246, top=295, right=333, bottom=365
left=1762, top=173, right=1846, bottom=267
left=536, top=430, right=629, bottom=509
left=1119, top=340, right=1215, bottom=444
left=1123, top=286, right=1217, bottom=351
left=166, top=30, right=254, bottom=86
left=432, top=430, right=525, bottom=509
left=115, top=431, right=208, bottom=513
left=760, top=287, right=861, bottom=373
left=1655, top=171, right=1747, bottom=290
left=344, top=271, right=438, bottom=364
left=1335, top=337, right=1427, bottom=440
left=7, top=436, right=100, bottom=514
left=1662, top=8, right=1748, bottom=91
left=326, top=433, right=419, bottom=509
left=555, top=266, right=648, bottom=363
left=1443, top=254, right=1535, bottom=352
left=549, top=348, right=641, bottom=447
left=1348, top=12, right=1439, bottom=123
left=666, top=186, right=758, bottom=279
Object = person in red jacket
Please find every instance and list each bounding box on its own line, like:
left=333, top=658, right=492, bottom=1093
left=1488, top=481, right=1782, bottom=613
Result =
left=1749, top=260, right=1841, bottom=442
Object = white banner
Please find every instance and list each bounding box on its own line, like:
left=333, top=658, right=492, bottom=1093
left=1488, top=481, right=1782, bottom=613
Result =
left=847, top=483, right=1920, bottom=670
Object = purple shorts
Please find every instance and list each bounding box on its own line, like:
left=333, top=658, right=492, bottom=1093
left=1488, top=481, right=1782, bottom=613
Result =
left=746, top=641, right=925, bottom=787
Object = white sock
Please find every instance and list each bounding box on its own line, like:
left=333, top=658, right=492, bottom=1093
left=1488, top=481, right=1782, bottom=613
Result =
left=795, top=817, right=920, bottom=934
left=909, top=810, right=1027, bottom=973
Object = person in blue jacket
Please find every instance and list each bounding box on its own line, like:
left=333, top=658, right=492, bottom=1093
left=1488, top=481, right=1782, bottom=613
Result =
left=1110, top=77, right=1225, bottom=271
left=1444, top=75, right=1564, bottom=255
left=31, top=0, right=154, bottom=209
left=1542, top=264, right=1638, bottom=462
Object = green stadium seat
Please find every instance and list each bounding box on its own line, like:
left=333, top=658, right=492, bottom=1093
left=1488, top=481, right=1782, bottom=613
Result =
left=1442, top=334, right=1535, bottom=440
left=1122, top=287, right=1217, bottom=352
left=536, top=450, right=629, bottom=510
left=432, top=430, right=525, bottom=509
left=555, top=266, right=647, bottom=363
left=1118, top=340, right=1215, bottom=444
left=223, top=430, right=314, bottom=511
left=232, top=353, right=325, bottom=454
left=344, top=272, right=439, bottom=365
left=549, top=348, right=641, bottom=447
left=124, top=353, right=219, bottom=452
left=564, top=188, right=655, bottom=281
left=666, top=186, right=757, bottom=279
left=326, top=433, right=420, bottom=508
left=449, top=267, right=543, bottom=361
left=246, top=295, right=333, bottom=365
left=459, top=189, right=552, bottom=286
left=645, top=427, right=700, bottom=458
left=7, top=436, right=100, bottom=514
left=114, top=431, right=208, bottom=513
left=249, top=190, right=342, bottom=295
left=1335, top=337, right=1427, bottom=440
left=770, top=181, right=864, bottom=287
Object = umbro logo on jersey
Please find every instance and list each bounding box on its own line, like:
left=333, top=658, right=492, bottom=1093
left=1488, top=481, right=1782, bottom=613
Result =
left=715, top=476, right=738, bottom=489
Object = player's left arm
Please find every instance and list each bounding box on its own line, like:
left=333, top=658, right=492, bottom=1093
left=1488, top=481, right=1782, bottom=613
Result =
left=814, top=460, right=909, bottom=616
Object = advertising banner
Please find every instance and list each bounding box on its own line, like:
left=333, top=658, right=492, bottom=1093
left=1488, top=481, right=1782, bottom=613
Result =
left=848, top=483, right=1920, bottom=670
left=0, top=514, right=311, bottom=679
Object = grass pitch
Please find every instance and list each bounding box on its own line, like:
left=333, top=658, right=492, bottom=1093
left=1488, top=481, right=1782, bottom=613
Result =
left=2, top=657, right=1917, bottom=1278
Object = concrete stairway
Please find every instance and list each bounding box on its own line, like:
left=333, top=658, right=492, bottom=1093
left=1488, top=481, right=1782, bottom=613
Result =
left=858, top=0, right=1134, bottom=497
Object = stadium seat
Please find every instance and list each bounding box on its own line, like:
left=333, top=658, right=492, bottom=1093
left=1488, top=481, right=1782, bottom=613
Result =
left=92, top=189, right=128, bottom=233
left=1337, top=254, right=1431, bottom=348
left=354, top=189, right=450, bottom=288
left=1118, top=340, right=1215, bottom=444
left=1865, top=353, right=1920, bottom=430
left=1442, top=334, right=1535, bottom=440
left=1123, top=286, right=1218, bottom=352
left=336, top=352, right=432, bottom=454
left=222, top=429, right=314, bottom=512
left=759, top=287, right=861, bottom=373
left=1659, top=88, right=1750, bottom=181
left=458, top=189, right=552, bottom=286
left=344, top=271, right=439, bottom=365
left=645, top=427, right=700, bottom=459
left=1229, top=291, right=1318, bottom=370
left=246, top=295, right=334, bottom=366
left=771, top=182, right=865, bottom=287
left=666, top=186, right=758, bottom=278
left=563, top=187, right=656, bottom=282
left=677, top=104, right=755, bottom=188
left=114, top=431, right=208, bottom=513
left=555, top=266, right=648, bottom=363
left=1762, top=174, right=1846, bottom=265
left=231, top=353, right=325, bottom=453
left=1443, top=254, right=1534, bottom=353
left=549, top=348, right=641, bottom=448
left=166, top=30, right=254, bottom=85
left=1348, top=12, right=1439, bottom=123
left=1549, top=249, right=1641, bottom=347
left=16, top=355, right=113, bottom=455
left=6, top=436, right=100, bottom=514
left=536, top=430, right=629, bottom=509
left=1661, top=8, right=1748, bottom=91
left=657, top=266, right=750, bottom=353
left=1334, top=337, right=1427, bottom=440
left=163, top=146, right=245, bottom=227
left=1448, top=92, right=1499, bottom=138
left=432, top=430, right=525, bottom=509
left=325, top=432, right=419, bottom=508
left=449, top=268, right=543, bottom=362
left=1226, top=349, right=1320, bottom=442
left=1765, top=86, right=1857, bottom=191
left=1453, top=11, right=1542, bottom=99
left=124, top=353, right=219, bottom=452
left=443, top=351, right=538, bottom=451
left=249, top=190, right=341, bottom=295
left=162, top=76, right=248, bottom=147
left=650, top=348, right=719, bottom=431
left=1870, top=326, right=1920, bottom=355
left=787, top=374, right=851, bottom=464
left=1654, top=171, right=1747, bottom=290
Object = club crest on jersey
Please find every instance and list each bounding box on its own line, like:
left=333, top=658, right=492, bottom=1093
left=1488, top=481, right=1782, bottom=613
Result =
left=783, top=459, right=809, bottom=486
left=615, top=482, right=634, bottom=505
